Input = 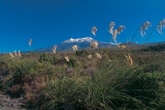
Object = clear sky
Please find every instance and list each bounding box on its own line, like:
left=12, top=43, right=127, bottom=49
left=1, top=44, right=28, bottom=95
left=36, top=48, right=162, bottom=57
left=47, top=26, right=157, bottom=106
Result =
left=0, top=0, right=165, bottom=53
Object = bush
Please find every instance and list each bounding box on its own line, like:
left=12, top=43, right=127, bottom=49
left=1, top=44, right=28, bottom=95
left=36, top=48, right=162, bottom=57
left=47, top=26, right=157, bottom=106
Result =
left=124, top=72, right=164, bottom=109
left=38, top=53, right=58, bottom=65
left=67, top=57, right=77, bottom=67
left=75, top=49, right=88, bottom=56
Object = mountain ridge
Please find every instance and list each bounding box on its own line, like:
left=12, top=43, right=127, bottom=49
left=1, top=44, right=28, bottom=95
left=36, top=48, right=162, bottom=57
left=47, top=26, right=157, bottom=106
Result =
left=27, top=37, right=165, bottom=53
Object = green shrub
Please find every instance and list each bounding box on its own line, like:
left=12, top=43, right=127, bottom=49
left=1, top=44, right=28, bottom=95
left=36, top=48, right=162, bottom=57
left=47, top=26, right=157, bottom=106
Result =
left=75, top=49, right=88, bottom=56
left=67, top=57, right=77, bottom=67
left=38, top=53, right=58, bottom=65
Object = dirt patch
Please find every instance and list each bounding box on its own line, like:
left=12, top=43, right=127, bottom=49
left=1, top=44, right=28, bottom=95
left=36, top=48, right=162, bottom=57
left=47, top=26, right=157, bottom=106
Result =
left=0, top=91, right=27, bottom=110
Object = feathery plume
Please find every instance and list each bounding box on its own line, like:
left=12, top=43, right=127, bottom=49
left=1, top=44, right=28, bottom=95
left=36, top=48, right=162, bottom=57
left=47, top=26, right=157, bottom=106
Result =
left=90, top=42, right=99, bottom=49
left=91, top=26, right=97, bottom=36
left=112, top=30, right=118, bottom=42
left=117, top=25, right=125, bottom=34
left=87, top=55, right=92, bottom=59
left=18, top=51, right=21, bottom=57
left=109, top=22, right=115, bottom=34
left=95, top=53, right=102, bottom=59
left=52, top=45, right=57, bottom=54
left=117, top=44, right=126, bottom=49
left=14, top=50, right=17, bottom=56
left=64, top=56, right=70, bottom=62
left=29, top=39, right=32, bottom=46
left=72, top=45, right=78, bottom=52
left=139, top=21, right=152, bottom=37
left=157, top=19, right=165, bottom=34
left=9, top=53, right=14, bottom=58
left=117, top=44, right=121, bottom=48
left=121, top=45, right=126, bottom=48
left=125, top=54, right=133, bottom=66
left=112, top=25, right=125, bottom=42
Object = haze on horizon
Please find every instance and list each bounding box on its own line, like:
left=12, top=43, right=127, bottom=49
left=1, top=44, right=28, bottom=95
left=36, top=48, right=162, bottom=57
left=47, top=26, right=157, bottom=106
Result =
left=0, top=0, right=165, bottom=53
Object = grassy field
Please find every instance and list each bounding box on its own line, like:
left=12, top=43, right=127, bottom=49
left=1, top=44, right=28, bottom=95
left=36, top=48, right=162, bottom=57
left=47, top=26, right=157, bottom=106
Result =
left=0, top=45, right=165, bottom=110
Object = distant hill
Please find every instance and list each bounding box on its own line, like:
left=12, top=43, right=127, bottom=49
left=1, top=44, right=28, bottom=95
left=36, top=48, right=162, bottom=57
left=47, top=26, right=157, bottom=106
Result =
left=26, top=37, right=164, bottom=53
left=28, top=37, right=120, bottom=53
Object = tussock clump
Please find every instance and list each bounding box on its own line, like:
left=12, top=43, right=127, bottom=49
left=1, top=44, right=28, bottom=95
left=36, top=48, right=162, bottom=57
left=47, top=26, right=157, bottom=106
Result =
left=75, top=49, right=88, bottom=56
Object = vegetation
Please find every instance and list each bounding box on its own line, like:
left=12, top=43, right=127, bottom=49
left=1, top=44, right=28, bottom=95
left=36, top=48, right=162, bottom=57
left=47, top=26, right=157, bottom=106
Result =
left=0, top=46, right=165, bottom=110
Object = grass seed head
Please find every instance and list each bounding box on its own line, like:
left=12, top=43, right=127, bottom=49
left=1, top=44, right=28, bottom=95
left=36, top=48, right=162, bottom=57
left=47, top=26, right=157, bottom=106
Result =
left=72, top=45, right=78, bottom=51
left=87, top=55, right=92, bottom=59
left=157, top=19, right=165, bottom=34
left=109, top=22, right=115, bottom=34
left=14, top=50, right=17, bottom=56
left=64, top=56, right=70, bottom=62
left=90, top=42, right=99, bottom=49
left=139, top=21, right=152, bottom=37
left=125, top=54, right=133, bottom=66
left=9, top=53, right=14, bottom=58
left=112, top=25, right=125, bottom=42
left=95, top=52, right=102, bottom=59
left=52, top=45, right=57, bottom=54
left=29, top=39, right=32, bottom=46
left=18, top=51, right=21, bottom=57
left=92, top=26, right=97, bottom=36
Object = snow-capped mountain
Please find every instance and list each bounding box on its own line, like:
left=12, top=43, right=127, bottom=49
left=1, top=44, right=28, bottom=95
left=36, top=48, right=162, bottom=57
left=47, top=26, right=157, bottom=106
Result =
left=62, top=37, right=96, bottom=43
left=28, top=37, right=132, bottom=53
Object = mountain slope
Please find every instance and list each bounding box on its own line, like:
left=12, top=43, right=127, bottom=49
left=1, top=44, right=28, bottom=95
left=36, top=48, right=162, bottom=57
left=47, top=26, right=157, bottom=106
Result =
left=30, top=37, right=117, bottom=53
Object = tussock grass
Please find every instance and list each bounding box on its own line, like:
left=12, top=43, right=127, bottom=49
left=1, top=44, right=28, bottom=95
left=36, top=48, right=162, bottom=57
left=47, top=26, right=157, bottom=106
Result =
left=0, top=47, right=164, bottom=110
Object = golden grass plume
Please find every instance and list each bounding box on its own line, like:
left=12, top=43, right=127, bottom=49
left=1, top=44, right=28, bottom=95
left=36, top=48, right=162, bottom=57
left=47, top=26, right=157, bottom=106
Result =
left=112, top=25, right=125, bottom=42
left=52, top=45, right=57, bottom=54
left=28, top=39, right=32, bottom=46
left=139, top=21, right=152, bottom=37
left=87, top=55, right=92, bottom=59
left=95, top=52, right=102, bottom=59
left=18, top=51, right=21, bottom=57
left=9, top=53, right=14, bottom=58
left=125, top=54, right=133, bottom=66
left=157, top=19, right=165, bottom=34
left=72, top=45, right=78, bottom=52
left=90, top=42, right=99, bottom=49
left=64, top=56, right=70, bottom=62
left=91, top=26, right=97, bottom=36
left=14, top=50, right=17, bottom=56
left=109, top=22, right=115, bottom=34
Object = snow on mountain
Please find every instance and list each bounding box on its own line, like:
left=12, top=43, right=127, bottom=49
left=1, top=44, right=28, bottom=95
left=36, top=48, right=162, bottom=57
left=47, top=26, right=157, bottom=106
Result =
left=63, top=37, right=96, bottom=43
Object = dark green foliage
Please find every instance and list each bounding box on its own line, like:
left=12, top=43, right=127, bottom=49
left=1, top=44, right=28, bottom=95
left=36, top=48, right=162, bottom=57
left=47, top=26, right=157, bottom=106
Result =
left=143, top=64, right=160, bottom=73
left=75, top=49, right=88, bottom=56
left=124, top=72, right=163, bottom=108
left=67, top=57, right=77, bottom=67
left=0, top=48, right=164, bottom=110
left=142, top=44, right=165, bottom=51
left=38, top=53, right=58, bottom=65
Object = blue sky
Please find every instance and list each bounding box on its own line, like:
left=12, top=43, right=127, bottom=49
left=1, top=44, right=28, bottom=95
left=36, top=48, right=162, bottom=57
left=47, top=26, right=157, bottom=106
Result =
left=0, top=0, right=165, bottom=53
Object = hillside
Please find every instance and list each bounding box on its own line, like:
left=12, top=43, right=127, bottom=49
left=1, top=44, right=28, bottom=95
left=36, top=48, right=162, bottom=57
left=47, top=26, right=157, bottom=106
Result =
left=0, top=46, right=165, bottom=110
